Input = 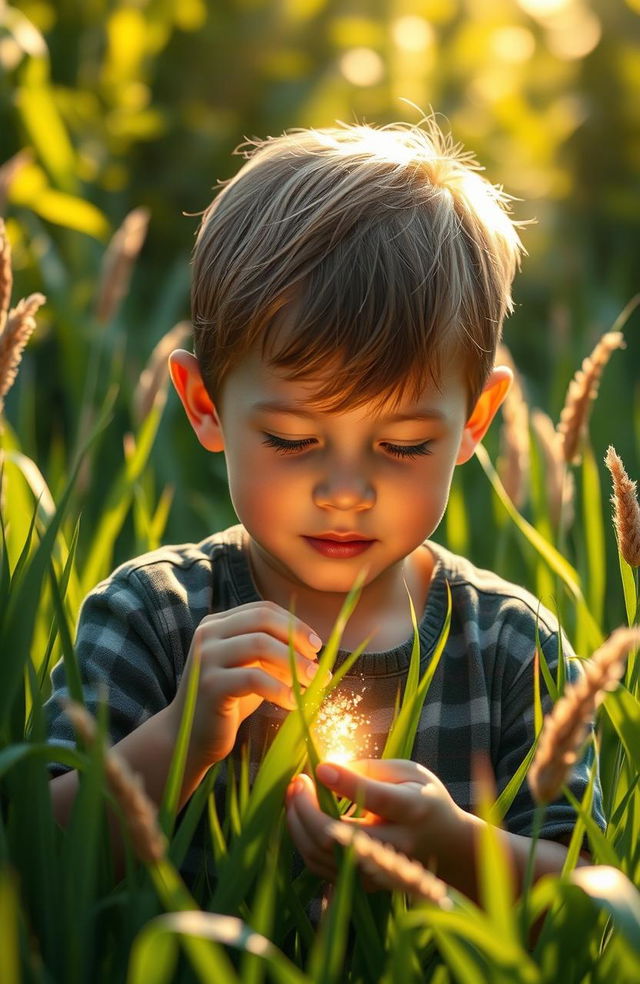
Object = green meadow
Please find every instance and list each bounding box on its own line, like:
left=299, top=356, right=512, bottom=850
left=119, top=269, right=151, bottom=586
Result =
left=1, top=1, right=639, bottom=980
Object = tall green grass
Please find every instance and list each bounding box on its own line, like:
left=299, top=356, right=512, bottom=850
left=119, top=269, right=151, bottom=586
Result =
left=2, top=212, right=640, bottom=979
left=2, top=330, right=640, bottom=983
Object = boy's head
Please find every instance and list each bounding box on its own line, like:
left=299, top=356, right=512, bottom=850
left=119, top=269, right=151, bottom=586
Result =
left=169, top=118, right=522, bottom=609
left=189, top=118, right=524, bottom=417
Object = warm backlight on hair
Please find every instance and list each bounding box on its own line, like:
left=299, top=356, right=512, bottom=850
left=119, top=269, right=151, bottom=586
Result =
left=312, top=691, right=371, bottom=765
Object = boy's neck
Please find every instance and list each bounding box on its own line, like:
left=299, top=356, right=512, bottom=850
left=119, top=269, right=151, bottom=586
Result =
left=245, top=535, right=435, bottom=653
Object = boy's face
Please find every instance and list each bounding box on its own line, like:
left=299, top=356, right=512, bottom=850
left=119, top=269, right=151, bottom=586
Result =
left=170, top=345, right=510, bottom=604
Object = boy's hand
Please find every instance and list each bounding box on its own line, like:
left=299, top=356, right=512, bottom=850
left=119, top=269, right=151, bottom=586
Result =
left=168, top=601, right=323, bottom=770
left=285, top=759, right=469, bottom=888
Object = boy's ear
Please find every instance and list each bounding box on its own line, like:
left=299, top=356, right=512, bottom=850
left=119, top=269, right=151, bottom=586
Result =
left=456, top=366, right=513, bottom=465
left=168, top=349, right=225, bottom=452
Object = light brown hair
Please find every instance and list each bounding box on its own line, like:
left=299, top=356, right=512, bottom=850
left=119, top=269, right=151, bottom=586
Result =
left=191, top=118, right=525, bottom=415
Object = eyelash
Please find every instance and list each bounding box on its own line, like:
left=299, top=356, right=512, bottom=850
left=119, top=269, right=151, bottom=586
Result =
left=260, top=433, right=433, bottom=460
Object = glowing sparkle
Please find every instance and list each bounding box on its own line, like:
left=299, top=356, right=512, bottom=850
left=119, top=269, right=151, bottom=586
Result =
left=312, top=691, right=371, bottom=765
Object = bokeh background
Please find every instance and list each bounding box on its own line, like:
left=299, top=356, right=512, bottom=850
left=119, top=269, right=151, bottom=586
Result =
left=1, top=0, right=639, bottom=626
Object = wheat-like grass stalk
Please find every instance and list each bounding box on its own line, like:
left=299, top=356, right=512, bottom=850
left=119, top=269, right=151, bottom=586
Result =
left=133, top=320, right=191, bottom=425
left=0, top=219, right=13, bottom=336
left=531, top=408, right=575, bottom=530
left=528, top=626, right=640, bottom=804
left=556, top=331, right=625, bottom=465
left=0, top=294, right=46, bottom=414
left=496, top=344, right=530, bottom=509
left=328, top=821, right=452, bottom=908
left=0, top=222, right=45, bottom=416
left=604, top=446, right=640, bottom=568
left=94, top=206, right=150, bottom=324
left=63, top=700, right=167, bottom=864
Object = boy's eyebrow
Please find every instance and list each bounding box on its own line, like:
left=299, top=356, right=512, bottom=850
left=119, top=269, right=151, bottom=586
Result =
left=251, top=400, right=445, bottom=422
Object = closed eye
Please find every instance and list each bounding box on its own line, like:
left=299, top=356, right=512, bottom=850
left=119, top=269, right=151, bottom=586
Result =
left=381, top=441, right=433, bottom=459
left=261, top=434, right=316, bottom=455
left=261, top=433, right=433, bottom=459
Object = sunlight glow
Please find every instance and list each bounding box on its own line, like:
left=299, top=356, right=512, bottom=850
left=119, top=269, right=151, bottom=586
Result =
left=546, top=10, right=601, bottom=59
left=490, top=26, right=536, bottom=63
left=339, top=47, right=385, bottom=87
left=392, top=16, right=435, bottom=53
left=517, top=0, right=573, bottom=16
left=312, top=691, right=371, bottom=765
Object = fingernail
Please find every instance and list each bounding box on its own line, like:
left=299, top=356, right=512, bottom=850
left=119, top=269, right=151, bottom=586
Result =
left=309, top=632, right=323, bottom=651
left=306, top=661, right=319, bottom=681
left=318, top=764, right=339, bottom=785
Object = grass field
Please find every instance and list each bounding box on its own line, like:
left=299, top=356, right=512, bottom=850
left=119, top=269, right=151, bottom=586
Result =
left=1, top=210, right=640, bottom=982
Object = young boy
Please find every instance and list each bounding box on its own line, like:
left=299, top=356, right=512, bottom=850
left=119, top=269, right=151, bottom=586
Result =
left=46, top=119, right=604, bottom=899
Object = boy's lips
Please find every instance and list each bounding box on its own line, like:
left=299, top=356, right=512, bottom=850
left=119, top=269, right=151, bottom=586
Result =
left=302, top=534, right=376, bottom=559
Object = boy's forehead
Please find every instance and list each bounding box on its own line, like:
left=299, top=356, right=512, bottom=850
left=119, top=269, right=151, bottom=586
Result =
left=224, top=345, right=468, bottom=421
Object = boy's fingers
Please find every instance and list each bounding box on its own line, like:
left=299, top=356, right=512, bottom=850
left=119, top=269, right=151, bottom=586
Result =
left=286, top=805, right=337, bottom=880
left=201, top=633, right=321, bottom=686
left=198, top=603, right=322, bottom=660
left=286, top=775, right=338, bottom=877
left=212, top=667, right=297, bottom=710
left=315, top=762, right=424, bottom=823
left=347, top=759, right=434, bottom=784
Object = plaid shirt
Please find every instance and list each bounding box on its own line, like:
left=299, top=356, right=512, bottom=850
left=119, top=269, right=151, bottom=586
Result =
left=44, top=524, right=605, bottom=882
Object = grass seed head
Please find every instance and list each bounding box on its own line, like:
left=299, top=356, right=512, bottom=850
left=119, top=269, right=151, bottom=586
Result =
left=531, top=408, right=575, bottom=529
left=0, top=218, right=12, bottom=335
left=556, top=331, right=625, bottom=465
left=528, top=627, right=640, bottom=804
left=497, top=346, right=530, bottom=509
left=95, top=206, right=150, bottom=323
left=133, top=320, right=191, bottom=425
left=63, top=699, right=167, bottom=864
left=0, top=291, right=46, bottom=416
left=605, top=445, right=640, bottom=568
left=329, top=821, right=451, bottom=907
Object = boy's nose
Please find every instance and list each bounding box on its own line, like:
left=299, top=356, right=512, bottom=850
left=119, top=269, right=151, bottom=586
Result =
left=312, top=475, right=375, bottom=511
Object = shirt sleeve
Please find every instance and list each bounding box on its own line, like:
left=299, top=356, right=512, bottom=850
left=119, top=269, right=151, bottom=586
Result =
left=494, top=628, right=606, bottom=841
left=43, top=570, right=177, bottom=776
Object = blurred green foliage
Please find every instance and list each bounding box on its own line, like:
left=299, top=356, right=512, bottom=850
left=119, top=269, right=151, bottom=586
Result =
left=0, top=0, right=638, bottom=612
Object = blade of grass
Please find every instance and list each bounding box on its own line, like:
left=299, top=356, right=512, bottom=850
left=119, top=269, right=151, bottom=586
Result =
left=0, top=388, right=115, bottom=733
left=141, top=868, right=311, bottom=984
left=618, top=551, right=638, bottom=627
left=402, top=903, right=538, bottom=980
left=308, top=839, right=356, bottom=984
left=240, top=823, right=282, bottom=984
left=0, top=868, right=20, bottom=984
left=472, top=755, right=520, bottom=949
left=581, top=443, right=606, bottom=628
left=34, top=516, right=81, bottom=700
left=494, top=742, right=537, bottom=821
left=562, top=786, right=620, bottom=868
left=382, top=582, right=451, bottom=760
left=569, top=865, right=640, bottom=956
left=3, top=448, right=82, bottom=614
left=47, top=557, right=85, bottom=706
left=169, top=764, right=219, bottom=870
left=81, top=392, right=165, bottom=594
left=159, top=637, right=201, bottom=837
left=287, top=610, right=339, bottom=818
left=475, top=443, right=603, bottom=650
left=601, top=685, right=640, bottom=773
left=62, top=696, right=111, bottom=984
